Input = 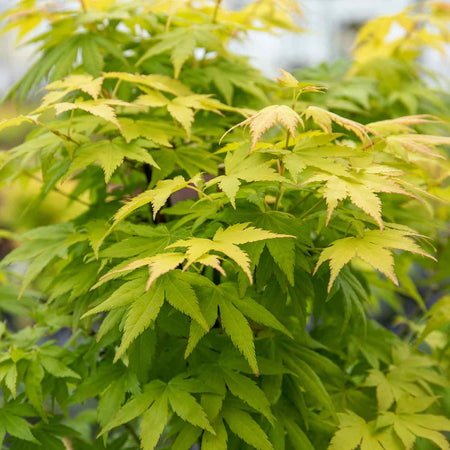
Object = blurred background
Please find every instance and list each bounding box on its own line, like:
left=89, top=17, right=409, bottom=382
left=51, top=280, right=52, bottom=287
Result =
left=1, top=0, right=449, bottom=96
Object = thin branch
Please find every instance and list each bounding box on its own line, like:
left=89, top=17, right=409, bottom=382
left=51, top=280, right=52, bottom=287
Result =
left=298, top=197, right=325, bottom=219
left=212, top=0, right=223, bottom=23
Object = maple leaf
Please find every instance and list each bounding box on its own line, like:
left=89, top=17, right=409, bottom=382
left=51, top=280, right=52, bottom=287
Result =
left=378, top=396, right=450, bottom=450
left=103, top=72, right=192, bottom=96
left=101, top=252, right=185, bottom=291
left=220, top=105, right=303, bottom=152
left=119, top=118, right=175, bottom=147
left=50, top=99, right=139, bottom=129
left=135, top=93, right=230, bottom=138
left=329, top=412, right=384, bottom=450
left=367, top=115, right=440, bottom=135
left=303, top=106, right=376, bottom=147
left=314, top=227, right=435, bottom=292
left=110, top=175, right=200, bottom=228
left=0, top=115, right=39, bottom=133
left=167, top=223, right=294, bottom=283
left=303, top=172, right=412, bottom=229
left=67, top=138, right=159, bottom=182
left=385, top=134, right=449, bottom=159
left=44, top=74, right=104, bottom=102
left=206, top=144, right=287, bottom=207
left=136, top=25, right=223, bottom=78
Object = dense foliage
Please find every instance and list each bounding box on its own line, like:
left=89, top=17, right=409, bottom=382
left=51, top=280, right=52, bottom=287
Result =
left=0, top=1, right=449, bottom=449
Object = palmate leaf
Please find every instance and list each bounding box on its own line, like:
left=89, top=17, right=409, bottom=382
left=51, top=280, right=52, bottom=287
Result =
left=67, top=138, right=159, bottom=182
left=329, top=412, right=384, bottom=450
left=137, top=25, right=223, bottom=78
left=221, top=105, right=303, bottom=151
left=44, top=75, right=104, bottom=103
left=101, top=271, right=208, bottom=359
left=50, top=99, right=138, bottom=129
left=114, top=283, right=165, bottom=361
left=110, top=175, right=200, bottom=227
left=167, top=223, right=295, bottom=283
left=315, top=226, right=435, bottom=292
left=377, top=396, right=450, bottom=450
left=303, top=106, right=376, bottom=146
left=206, top=144, right=287, bottom=207
left=119, top=118, right=175, bottom=147
left=222, top=405, right=274, bottom=450
left=136, top=92, right=233, bottom=138
left=304, top=171, right=411, bottom=229
left=185, top=282, right=290, bottom=373
left=384, top=134, right=450, bottom=159
left=0, top=115, right=39, bottom=133
left=103, top=72, right=192, bottom=96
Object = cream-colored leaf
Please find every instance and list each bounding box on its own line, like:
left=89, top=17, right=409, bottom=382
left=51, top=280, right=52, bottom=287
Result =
left=220, top=105, right=303, bottom=151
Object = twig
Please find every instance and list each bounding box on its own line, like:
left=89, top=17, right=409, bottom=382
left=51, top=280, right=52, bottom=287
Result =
left=298, top=197, right=325, bottom=219
left=212, top=0, right=222, bottom=23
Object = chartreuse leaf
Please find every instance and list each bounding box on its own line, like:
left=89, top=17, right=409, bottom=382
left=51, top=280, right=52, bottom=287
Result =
left=314, top=227, right=435, bottom=292
left=304, top=171, right=411, bottom=229
left=137, top=25, right=223, bottom=78
left=0, top=115, right=39, bottom=132
left=50, top=99, right=136, bottom=128
left=100, top=271, right=208, bottom=361
left=110, top=175, right=199, bottom=227
left=329, top=412, right=384, bottom=450
left=43, top=74, right=104, bottom=104
left=223, top=405, right=274, bottom=450
left=0, top=412, right=38, bottom=443
left=172, top=424, right=202, bottom=450
left=206, top=144, right=287, bottom=207
left=140, top=392, right=169, bottom=450
left=67, top=138, right=159, bottom=182
left=168, top=223, right=294, bottom=283
left=377, top=396, right=450, bottom=450
left=114, top=282, right=165, bottom=361
left=24, top=357, right=45, bottom=418
left=167, top=383, right=214, bottom=432
left=222, top=369, right=274, bottom=423
left=102, top=380, right=166, bottom=434
left=219, top=296, right=259, bottom=375
left=418, top=295, right=450, bottom=344
left=202, top=418, right=228, bottom=450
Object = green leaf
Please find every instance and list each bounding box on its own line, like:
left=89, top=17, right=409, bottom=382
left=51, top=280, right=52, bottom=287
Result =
left=114, top=282, right=165, bottom=361
left=0, top=412, right=37, bottom=443
left=102, top=380, right=165, bottom=433
left=40, top=357, right=80, bottom=379
left=314, top=227, right=435, bottom=292
left=68, top=138, right=159, bottom=182
left=25, top=358, right=45, bottom=417
left=140, top=392, right=169, bottom=450
left=218, top=297, right=258, bottom=375
left=168, top=384, right=214, bottom=432
left=163, top=272, right=209, bottom=331
left=223, top=406, right=274, bottom=450
left=202, top=418, right=228, bottom=450
left=222, top=369, right=274, bottom=423
left=81, top=35, right=104, bottom=77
